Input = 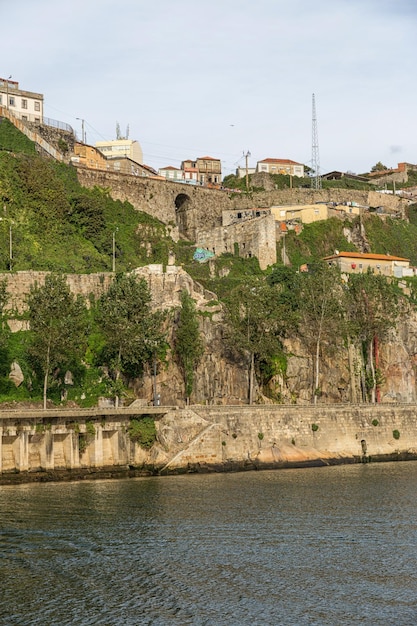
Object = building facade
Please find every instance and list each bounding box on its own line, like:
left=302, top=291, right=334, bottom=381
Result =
left=324, top=251, right=411, bottom=278
left=256, top=158, right=304, bottom=177
left=72, top=143, right=158, bottom=177
left=0, top=77, right=44, bottom=123
left=181, top=156, right=222, bottom=185
left=95, top=139, right=143, bottom=165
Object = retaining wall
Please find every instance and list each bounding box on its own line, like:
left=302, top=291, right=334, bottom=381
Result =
left=1, top=404, right=417, bottom=483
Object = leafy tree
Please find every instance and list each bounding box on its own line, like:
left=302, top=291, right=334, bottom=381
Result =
left=224, top=277, right=291, bottom=404
left=173, top=290, right=204, bottom=404
left=297, top=264, right=343, bottom=403
left=371, top=161, right=388, bottom=172
left=267, top=265, right=301, bottom=312
left=95, top=273, right=166, bottom=405
left=27, top=273, right=88, bottom=409
left=343, top=270, right=403, bottom=403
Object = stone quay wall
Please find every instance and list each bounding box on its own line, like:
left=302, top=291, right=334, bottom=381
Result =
left=1, top=404, right=417, bottom=483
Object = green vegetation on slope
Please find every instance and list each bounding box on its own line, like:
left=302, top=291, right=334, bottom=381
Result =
left=222, top=172, right=372, bottom=192
left=361, top=213, right=417, bottom=266
left=280, top=218, right=357, bottom=268
left=0, top=120, right=176, bottom=272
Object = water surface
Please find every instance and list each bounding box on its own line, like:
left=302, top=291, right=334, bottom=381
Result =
left=1, top=463, right=417, bottom=625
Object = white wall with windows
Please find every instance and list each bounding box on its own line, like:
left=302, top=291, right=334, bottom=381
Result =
left=0, top=78, right=44, bottom=123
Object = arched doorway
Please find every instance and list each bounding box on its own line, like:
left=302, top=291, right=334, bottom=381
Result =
left=175, top=193, right=193, bottom=239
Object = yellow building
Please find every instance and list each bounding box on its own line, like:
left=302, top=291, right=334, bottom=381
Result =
left=270, top=204, right=328, bottom=224
left=324, top=251, right=410, bottom=278
left=95, top=139, right=143, bottom=165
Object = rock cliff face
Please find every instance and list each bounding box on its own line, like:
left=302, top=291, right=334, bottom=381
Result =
left=3, top=267, right=417, bottom=406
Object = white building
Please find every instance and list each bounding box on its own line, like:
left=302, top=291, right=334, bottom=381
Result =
left=256, top=158, right=304, bottom=177
left=158, top=166, right=184, bottom=181
left=0, top=77, right=44, bottom=123
left=95, top=139, right=143, bottom=165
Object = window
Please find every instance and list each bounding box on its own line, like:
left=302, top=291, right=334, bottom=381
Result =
left=22, top=115, right=28, bottom=121
left=34, top=101, right=40, bottom=111
left=34, top=117, right=40, bottom=123
left=9, top=97, right=15, bottom=107
left=21, top=99, right=28, bottom=109
left=0, top=95, right=2, bottom=105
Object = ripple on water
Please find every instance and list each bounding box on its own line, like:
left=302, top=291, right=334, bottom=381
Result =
left=1, top=464, right=417, bottom=625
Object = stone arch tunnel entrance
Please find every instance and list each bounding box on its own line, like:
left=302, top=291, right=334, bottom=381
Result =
left=175, top=193, right=194, bottom=240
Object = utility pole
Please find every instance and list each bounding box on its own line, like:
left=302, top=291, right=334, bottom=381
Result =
left=112, top=231, right=116, bottom=272
left=9, top=224, right=12, bottom=271
left=311, top=93, right=322, bottom=190
left=244, top=150, right=251, bottom=193
left=76, top=117, right=85, bottom=143
left=5, top=75, right=11, bottom=110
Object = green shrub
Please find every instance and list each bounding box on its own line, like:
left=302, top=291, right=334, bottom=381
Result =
left=128, top=417, right=157, bottom=449
left=85, top=420, right=95, bottom=437
left=258, top=432, right=264, bottom=440
left=393, top=429, right=400, bottom=440
left=311, top=423, right=319, bottom=432
left=372, top=419, right=379, bottom=427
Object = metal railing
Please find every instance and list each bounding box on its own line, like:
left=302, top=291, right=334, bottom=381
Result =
left=42, top=116, right=73, bottom=133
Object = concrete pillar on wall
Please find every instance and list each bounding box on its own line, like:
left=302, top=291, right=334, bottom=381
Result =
left=17, top=430, right=30, bottom=472
left=93, top=424, right=103, bottom=467
left=62, top=433, right=74, bottom=469
left=44, top=430, right=54, bottom=470
left=102, top=430, right=120, bottom=466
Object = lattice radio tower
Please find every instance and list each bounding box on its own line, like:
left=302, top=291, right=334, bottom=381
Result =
left=311, top=93, right=322, bottom=189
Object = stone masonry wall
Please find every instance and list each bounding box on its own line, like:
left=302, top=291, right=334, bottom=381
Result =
left=196, top=214, right=277, bottom=270
left=2, top=404, right=417, bottom=481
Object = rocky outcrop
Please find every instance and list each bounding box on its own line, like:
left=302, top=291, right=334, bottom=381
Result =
left=4, top=264, right=417, bottom=406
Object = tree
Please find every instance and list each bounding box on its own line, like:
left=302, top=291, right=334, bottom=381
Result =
left=27, top=273, right=88, bottom=409
left=0, top=278, right=10, bottom=380
left=173, top=290, right=204, bottom=404
left=95, top=273, right=166, bottom=406
left=224, top=277, right=292, bottom=404
left=343, top=270, right=403, bottom=403
left=371, top=161, right=388, bottom=172
left=298, top=264, right=343, bottom=403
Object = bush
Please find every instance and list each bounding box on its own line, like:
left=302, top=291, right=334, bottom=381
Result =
left=372, top=419, right=379, bottom=427
left=128, top=417, right=157, bottom=449
left=311, top=423, right=319, bottom=432
left=393, top=429, right=400, bottom=440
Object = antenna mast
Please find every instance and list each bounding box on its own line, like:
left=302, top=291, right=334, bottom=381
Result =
left=311, top=93, right=322, bottom=190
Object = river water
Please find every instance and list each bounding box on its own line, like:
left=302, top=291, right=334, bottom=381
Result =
left=1, top=462, right=417, bottom=625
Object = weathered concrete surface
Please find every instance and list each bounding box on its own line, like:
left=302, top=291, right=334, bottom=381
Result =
left=1, top=404, right=417, bottom=483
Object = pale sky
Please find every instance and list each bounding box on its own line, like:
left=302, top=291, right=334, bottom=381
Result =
left=2, top=0, right=416, bottom=176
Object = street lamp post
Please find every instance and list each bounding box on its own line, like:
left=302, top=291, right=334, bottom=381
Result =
left=9, top=224, right=12, bottom=271
left=244, top=150, right=251, bottom=194
left=112, top=230, right=117, bottom=272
